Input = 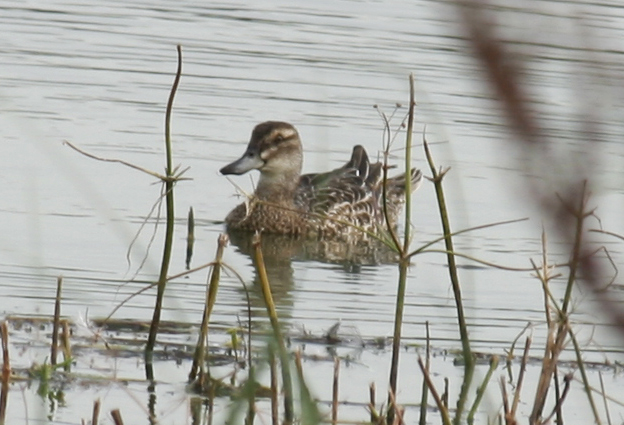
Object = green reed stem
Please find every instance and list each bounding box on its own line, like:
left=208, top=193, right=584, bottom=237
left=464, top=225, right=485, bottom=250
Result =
left=245, top=352, right=257, bottom=425
left=386, top=75, right=416, bottom=424
left=568, top=301, right=601, bottom=423
left=189, top=234, right=228, bottom=383
left=418, top=321, right=431, bottom=425
left=145, top=45, right=182, bottom=377
left=403, top=73, right=415, bottom=253
left=423, top=136, right=474, bottom=425
left=467, top=355, right=499, bottom=424
left=269, top=347, right=279, bottom=425
left=387, top=258, right=408, bottom=424
left=253, top=233, right=294, bottom=425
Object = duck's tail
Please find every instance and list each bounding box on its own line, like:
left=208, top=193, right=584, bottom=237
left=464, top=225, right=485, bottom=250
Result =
left=345, top=145, right=423, bottom=222
left=346, top=145, right=424, bottom=192
left=387, top=168, right=423, bottom=197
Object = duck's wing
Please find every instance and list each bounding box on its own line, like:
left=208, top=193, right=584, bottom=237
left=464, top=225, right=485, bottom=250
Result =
left=295, top=145, right=382, bottom=218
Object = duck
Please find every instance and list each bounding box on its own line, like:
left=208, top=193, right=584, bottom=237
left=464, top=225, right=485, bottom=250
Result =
left=220, top=121, right=423, bottom=239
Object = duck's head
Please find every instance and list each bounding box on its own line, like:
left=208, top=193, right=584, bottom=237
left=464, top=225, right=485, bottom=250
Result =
left=220, top=121, right=303, bottom=179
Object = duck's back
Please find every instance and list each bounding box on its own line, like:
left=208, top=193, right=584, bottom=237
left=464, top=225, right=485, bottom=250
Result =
left=294, top=146, right=422, bottom=238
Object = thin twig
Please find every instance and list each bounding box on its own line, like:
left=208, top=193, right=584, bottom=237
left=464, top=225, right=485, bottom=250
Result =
left=63, top=140, right=191, bottom=182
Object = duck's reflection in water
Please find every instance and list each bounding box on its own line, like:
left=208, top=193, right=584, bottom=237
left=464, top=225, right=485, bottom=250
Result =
left=227, top=230, right=400, bottom=317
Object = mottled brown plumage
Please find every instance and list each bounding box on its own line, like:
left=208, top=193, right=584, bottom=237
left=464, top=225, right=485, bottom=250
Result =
left=220, top=121, right=422, bottom=238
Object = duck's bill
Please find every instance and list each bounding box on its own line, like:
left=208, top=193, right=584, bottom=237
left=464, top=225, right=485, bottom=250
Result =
left=220, top=149, right=264, bottom=175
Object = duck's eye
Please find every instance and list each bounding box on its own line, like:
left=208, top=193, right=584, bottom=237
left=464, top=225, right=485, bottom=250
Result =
left=274, top=135, right=284, bottom=143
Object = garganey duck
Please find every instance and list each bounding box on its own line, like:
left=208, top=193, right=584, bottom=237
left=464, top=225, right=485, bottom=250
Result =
left=220, top=121, right=422, bottom=238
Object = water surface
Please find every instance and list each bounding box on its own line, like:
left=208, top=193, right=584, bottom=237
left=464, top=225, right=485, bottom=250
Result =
left=1, top=0, right=624, bottom=423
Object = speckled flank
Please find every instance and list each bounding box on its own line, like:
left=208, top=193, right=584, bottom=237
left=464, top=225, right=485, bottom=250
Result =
left=221, top=121, right=423, bottom=239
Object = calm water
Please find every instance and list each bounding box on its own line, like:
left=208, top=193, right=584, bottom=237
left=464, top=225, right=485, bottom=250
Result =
left=1, top=0, right=624, bottom=423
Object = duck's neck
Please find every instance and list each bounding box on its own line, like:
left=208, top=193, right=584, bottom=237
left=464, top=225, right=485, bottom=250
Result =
left=255, top=169, right=300, bottom=204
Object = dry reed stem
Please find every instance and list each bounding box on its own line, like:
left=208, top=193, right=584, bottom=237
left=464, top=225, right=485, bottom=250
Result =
left=111, top=409, right=124, bottom=425
left=417, top=357, right=452, bottom=425
left=528, top=195, right=604, bottom=424
left=505, top=323, right=532, bottom=384
left=0, top=323, right=7, bottom=381
left=0, top=322, right=9, bottom=425
left=529, top=319, right=568, bottom=424
left=499, top=376, right=513, bottom=425
left=538, top=229, right=554, bottom=329
left=189, top=233, right=228, bottom=383
left=92, top=399, right=100, bottom=425
left=51, top=276, right=62, bottom=366
left=553, top=365, right=562, bottom=425
left=443, top=377, right=449, bottom=409
left=511, top=336, right=532, bottom=417
left=186, top=206, right=195, bottom=270
left=559, top=184, right=592, bottom=315
left=460, top=4, right=620, bottom=422
left=541, top=185, right=600, bottom=423
left=332, top=357, right=339, bottom=425
left=539, top=373, right=572, bottom=425
left=369, top=383, right=378, bottom=424
left=387, top=389, right=405, bottom=425
left=253, top=233, right=294, bottom=424
left=61, top=320, right=71, bottom=372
